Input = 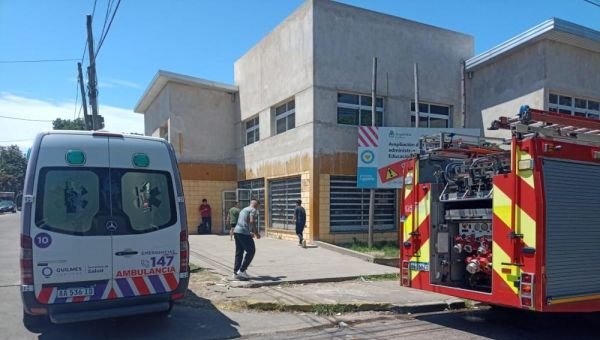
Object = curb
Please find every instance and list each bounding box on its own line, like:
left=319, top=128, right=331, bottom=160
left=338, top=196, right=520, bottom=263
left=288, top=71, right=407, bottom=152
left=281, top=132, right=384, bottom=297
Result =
left=314, top=241, right=375, bottom=262
left=314, top=241, right=400, bottom=268
left=230, top=275, right=371, bottom=288
left=243, top=299, right=466, bottom=315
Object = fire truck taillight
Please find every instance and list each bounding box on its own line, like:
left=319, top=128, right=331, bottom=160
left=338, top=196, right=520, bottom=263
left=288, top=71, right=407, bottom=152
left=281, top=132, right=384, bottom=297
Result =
left=401, top=261, right=410, bottom=287
left=519, top=272, right=535, bottom=309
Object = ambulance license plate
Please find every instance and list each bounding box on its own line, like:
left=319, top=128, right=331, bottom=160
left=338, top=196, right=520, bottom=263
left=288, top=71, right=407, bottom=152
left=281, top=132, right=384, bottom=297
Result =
left=57, top=287, right=95, bottom=298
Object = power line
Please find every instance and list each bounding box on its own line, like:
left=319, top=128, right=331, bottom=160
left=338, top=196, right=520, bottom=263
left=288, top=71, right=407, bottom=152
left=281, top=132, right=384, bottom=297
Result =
left=0, top=139, right=34, bottom=143
left=0, top=58, right=79, bottom=64
left=584, top=0, right=600, bottom=7
left=0, top=115, right=53, bottom=122
left=96, top=0, right=122, bottom=57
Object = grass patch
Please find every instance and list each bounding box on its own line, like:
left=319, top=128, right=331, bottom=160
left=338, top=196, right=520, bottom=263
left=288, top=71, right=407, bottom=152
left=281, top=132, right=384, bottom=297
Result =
left=342, top=238, right=399, bottom=258
left=360, top=273, right=400, bottom=281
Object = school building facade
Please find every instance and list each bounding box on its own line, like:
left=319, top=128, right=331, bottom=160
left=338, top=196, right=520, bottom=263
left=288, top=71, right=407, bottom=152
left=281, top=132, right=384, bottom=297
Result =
left=134, top=0, right=600, bottom=244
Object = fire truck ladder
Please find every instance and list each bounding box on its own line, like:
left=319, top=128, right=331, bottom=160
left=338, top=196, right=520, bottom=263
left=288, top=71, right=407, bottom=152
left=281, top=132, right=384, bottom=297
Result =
left=490, top=105, right=600, bottom=144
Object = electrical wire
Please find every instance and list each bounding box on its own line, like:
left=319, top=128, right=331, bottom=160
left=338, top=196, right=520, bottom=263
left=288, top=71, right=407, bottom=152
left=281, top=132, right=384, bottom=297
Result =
left=96, top=0, right=122, bottom=57
left=0, top=139, right=34, bottom=143
left=97, top=0, right=114, bottom=51
left=0, top=115, right=53, bottom=122
left=0, top=58, right=79, bottom=64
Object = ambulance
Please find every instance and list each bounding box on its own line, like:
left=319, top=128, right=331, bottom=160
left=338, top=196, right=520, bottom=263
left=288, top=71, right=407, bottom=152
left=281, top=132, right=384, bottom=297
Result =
left=20, top=131, right=189, bottom=325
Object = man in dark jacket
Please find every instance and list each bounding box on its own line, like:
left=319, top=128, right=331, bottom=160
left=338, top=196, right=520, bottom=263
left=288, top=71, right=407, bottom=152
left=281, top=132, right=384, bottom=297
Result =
left=293, top=199, right=306, bottom=246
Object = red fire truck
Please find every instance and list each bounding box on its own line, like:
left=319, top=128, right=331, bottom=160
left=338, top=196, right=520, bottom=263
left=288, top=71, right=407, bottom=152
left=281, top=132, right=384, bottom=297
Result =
left=399, top=106, right=600, bottom=312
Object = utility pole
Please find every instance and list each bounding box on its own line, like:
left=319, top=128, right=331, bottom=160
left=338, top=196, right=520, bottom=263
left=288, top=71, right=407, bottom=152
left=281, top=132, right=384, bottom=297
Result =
left=368, top=57, right=377, bottom=248
left=86, top=14, right=99, bottom=130
left=77, top=62, right=91, bottom=130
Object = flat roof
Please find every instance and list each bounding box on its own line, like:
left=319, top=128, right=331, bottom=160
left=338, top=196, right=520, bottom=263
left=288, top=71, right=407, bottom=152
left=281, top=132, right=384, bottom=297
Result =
left=466, top=18, right=600, bottom=71
left=134, top=70, right=238, bottom=113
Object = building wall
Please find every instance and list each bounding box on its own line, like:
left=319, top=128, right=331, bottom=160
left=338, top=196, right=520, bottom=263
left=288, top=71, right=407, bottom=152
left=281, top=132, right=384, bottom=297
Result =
left=234, top=0, right=314, bottom=123
left=168, top=83, right=238, bottom=163
left=179, top=163, right=237, bottom=234
left=465, top=41, right=547, bottom=135
left=144, top=86, right=171, bottom=137
left=313, top=0, right=473, bottom=145
left=544, top=40, right=600, bottom=102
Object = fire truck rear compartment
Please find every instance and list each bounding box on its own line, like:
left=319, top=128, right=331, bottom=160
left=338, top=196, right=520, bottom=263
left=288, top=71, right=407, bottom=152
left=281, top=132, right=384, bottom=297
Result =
left=429, top=188, right=493, bottom=293
left=543, top=158, right=600, bottom=303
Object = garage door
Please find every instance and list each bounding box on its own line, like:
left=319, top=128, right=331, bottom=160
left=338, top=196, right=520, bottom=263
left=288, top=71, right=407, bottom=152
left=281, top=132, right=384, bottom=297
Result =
left=543, top=158, right=600, bottom=301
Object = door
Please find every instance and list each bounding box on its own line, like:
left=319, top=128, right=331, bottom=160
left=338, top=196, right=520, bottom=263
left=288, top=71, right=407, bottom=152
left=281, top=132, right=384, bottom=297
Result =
left=109, top=137, right=181, bottom=298
left=32, top=135, right=113, bottom=304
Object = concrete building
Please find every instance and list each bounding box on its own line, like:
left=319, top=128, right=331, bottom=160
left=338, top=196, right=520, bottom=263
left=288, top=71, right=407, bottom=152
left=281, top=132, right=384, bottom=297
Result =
left=134, top=0, right=599, bottom=245
left=135, top=0, right=473, bottom=244
left=465, top=18, right=600, bottom=138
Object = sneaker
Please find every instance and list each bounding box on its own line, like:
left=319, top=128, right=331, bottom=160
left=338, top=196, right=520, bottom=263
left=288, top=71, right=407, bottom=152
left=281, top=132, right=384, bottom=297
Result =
left=236, top=271, right=250, bottom=280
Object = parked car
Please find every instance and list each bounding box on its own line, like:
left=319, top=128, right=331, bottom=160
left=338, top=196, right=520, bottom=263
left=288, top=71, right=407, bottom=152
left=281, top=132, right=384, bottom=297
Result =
left=20, top=131, right=189, bottom=328
left=0, top=200, right=16, bottom=213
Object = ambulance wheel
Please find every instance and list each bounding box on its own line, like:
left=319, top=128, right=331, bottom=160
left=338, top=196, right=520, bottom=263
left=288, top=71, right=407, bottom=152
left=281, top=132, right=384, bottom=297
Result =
left=22, top=311, right=48, bottom=332
left=155, top=301, right=174, bottom=317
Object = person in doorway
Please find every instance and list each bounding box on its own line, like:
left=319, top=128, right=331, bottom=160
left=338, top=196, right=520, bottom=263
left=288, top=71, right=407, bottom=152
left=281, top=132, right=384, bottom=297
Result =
left=227, top=201, right=241, bottom=240
left=293, top=199, right=306, bottom=246
left=232, top=199, right=261, bottom=280
left=198, top=198, right=212, bottom=234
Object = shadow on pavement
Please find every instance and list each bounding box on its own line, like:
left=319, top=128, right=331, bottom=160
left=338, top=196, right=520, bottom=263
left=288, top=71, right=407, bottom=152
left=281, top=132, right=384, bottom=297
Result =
left=250, top=275, right=286, bottom=282
left=33, top=289, right=241, bottom=340
left=417, top=307, right=600, bottom=340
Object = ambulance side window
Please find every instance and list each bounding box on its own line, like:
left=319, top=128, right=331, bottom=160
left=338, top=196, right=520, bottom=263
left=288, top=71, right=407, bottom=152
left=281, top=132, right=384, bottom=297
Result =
left=35, top=167, right=105, bottom=235
left=119, top=169, right=176, bottom=233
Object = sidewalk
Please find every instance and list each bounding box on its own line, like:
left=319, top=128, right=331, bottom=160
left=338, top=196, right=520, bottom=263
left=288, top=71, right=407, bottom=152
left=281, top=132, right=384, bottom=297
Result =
left=187, top=235, right=467, bottom=315
left=188, top=235, right=398, bottom=287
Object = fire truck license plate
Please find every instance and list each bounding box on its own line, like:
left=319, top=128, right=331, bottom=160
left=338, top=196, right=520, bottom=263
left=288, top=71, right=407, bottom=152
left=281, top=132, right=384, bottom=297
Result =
left=57, top=287, right=95, bottom=298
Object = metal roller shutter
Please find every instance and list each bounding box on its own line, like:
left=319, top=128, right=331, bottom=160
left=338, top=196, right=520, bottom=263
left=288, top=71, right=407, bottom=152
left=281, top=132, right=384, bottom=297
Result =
left=329, top=176, right=396, bottom=232
left=543, top=158, right=600, bottom=300
left=269, top=177, right=301, bottom=230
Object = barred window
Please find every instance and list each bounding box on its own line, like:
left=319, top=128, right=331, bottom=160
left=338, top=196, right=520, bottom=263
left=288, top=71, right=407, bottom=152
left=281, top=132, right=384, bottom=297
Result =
left=329, top=176, right=396, bottom=232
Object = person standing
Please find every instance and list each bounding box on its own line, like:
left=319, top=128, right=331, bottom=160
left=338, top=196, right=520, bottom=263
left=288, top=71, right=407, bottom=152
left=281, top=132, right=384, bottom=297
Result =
left=232, top=199, right=261, bottom=280
left=293, top=199, right=306, bottom=246
left=198, top=198, right=212, bottom=234
left=227, top=201, right=241, bottom=240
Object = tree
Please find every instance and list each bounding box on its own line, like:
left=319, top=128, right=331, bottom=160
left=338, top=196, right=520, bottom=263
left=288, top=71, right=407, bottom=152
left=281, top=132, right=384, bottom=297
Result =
left=52, top=118, right=86, bottom=130
left=0, top=145, right=27, bottom=194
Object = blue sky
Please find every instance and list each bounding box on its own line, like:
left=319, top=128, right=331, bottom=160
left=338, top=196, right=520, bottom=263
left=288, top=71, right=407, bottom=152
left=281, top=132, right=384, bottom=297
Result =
left=0, top=0, right=598, bottom=148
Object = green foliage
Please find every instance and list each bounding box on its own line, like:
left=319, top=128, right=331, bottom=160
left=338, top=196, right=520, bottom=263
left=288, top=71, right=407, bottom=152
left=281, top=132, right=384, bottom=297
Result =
left=52, top=118, right=86, bottom=130
left=344, top=238, right=400, bottom=258
left=0, top=145, right=27, bottom=194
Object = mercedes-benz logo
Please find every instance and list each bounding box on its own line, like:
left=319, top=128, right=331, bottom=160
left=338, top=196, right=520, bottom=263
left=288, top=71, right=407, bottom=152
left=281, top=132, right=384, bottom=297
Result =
left=105, top=220, right=118, bottom=232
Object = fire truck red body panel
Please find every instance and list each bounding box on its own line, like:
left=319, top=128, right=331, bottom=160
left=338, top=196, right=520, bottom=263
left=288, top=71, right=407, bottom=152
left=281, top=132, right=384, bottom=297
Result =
left=399, top=108, right=600, bottom=312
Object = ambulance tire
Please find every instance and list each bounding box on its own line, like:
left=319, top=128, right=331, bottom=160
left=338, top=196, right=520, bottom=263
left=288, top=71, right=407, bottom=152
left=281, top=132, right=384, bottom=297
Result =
left=22, top=311, right=49, bottom=332
left=154, top=301, right=174, bottom=317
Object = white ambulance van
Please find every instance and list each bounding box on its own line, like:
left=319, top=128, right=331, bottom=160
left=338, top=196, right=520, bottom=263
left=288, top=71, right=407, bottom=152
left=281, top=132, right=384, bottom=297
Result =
left=20, top=131, right=189, bottom=326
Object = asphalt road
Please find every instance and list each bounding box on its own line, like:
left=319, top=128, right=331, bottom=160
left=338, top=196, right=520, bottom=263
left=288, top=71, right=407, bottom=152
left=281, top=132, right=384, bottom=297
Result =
left=267, top=309, right=600, bottom=340
left=0, top=212, right=329, bottom=340
left=3, top=212, right=600, bottom=340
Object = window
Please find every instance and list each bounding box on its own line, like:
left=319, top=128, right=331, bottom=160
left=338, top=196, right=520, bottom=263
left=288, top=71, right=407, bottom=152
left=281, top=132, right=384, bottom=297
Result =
left=410, top=102, right=450, bottom=128
left=275, top=100, right=295, bottom=134
left=245, top=117, right=260, bottom=145
left=35, top=167, right=176, bottom=236
left=269, top=177, right=301, bottom=230
left=329, top=176, right=396, bottom=232
left=337, top=93, right=384, bottom=126
left=549, top=93, right=600, bottom=119
left=238, top=179, right=265, bottom=229
left=120, top=170, right=176, bottom=233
